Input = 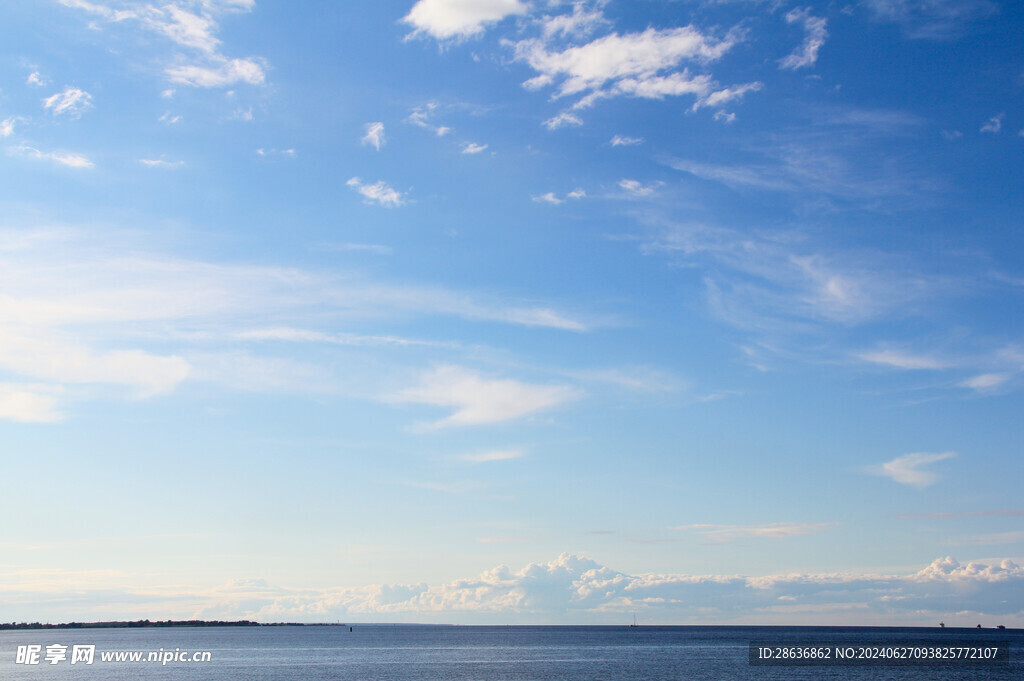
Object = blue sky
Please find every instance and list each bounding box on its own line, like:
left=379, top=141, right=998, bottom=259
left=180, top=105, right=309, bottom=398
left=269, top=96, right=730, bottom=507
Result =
left=1, top=0, right=1022, bottom=625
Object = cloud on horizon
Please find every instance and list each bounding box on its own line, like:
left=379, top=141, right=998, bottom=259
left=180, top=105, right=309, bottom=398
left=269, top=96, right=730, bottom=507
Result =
left=7, top=554, right=1024, bottom=626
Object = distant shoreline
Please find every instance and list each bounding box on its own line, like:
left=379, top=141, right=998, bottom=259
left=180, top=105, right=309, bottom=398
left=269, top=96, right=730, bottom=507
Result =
left=0, top=620, right=322, bottom=630
left=1, top=621, right=1018, bottom=631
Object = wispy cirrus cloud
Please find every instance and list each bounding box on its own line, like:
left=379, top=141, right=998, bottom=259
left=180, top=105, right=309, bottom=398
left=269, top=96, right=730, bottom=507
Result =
left=533, top=189, right=585, bottom=205
left=667, top=106, right=933, bottom=205
left=0, top=226, right=589, bottom=421
left=461, top=449, right=524, bottom=463
left=346, top=177, right=406, bottom=207
left=779, top=7, right=827, bottom=70
left=361, top=122, right=385, bottom=151
left=864, top=0, right=998, bottom=40
left=897, top=509, right=1024, bottom=519
left=673, top=522, right=837, bottom=542
left=59, top=0, right=266, bottom=88
left=980, top=113, right=1004, bottom=133
left=856, top=349, right=950, bottom=370
left=871, top=452, right=957, bottom=488
left=960, top=372, right=1010, bottom=390
left=539, top=2, right=608, bottom=39
left=0, top=117, right=22, bottom=137
left=618, top=179, right=661, bottom=198
left=43, top=87, right=93, bottom=118
left=139, top=158, right=185, bottom=169
left=640, top=221, right=944, bottom=333
left=10, top=145, right=94, bottom=169
left=407, top=102, right=451, bottom=136
left=388, top=365, right=578, bottom=428
left=610, top=135, right=643, bottom=146
left=543, top=111, right=583, bottom=130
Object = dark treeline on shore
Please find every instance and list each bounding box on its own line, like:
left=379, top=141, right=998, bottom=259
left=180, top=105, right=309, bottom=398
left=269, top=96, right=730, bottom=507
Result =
left=0, top=620, right=322, bottom=630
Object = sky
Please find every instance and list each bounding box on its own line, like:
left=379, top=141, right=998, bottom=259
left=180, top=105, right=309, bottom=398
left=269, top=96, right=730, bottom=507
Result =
left=0, top=0, right=1022, bottom=626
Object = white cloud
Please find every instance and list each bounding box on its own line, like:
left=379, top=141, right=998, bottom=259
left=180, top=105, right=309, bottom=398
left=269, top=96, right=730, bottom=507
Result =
left=674, top=522, right=837, bottom=542
left=461, top=449, right=524, bottom=463
left=669, top=158, right=791, bottom=191
left=236, top=327, right=453, bottom=349
left=42, top=87, right=93, bottom=118
left=167, top=58, right=265, bottom=87
left=980, top=113, right=1003, bottom=133
left=26, top=71, right=47, bottom=87
left=403, top=0, right=528, bottom=41
left=618, top=179, right=660, bottom=197
left=570, top=366, right=682, bottom=393
left=328, top=243, right=393, bottom=255
left=533, top=189, right=584, bottom=204
left=0, top=229, right=585, bottom=333
left=641, top=222, right=948, bottom=332
left=16, top=554, right=1024, bottom=625
left=700, top=82, right=763, bottom=109
left=539, top=2, right=608, bottom=39
left=667, top=115, right=933, bottom=202
left=60, top=0, right=266, bottom=88
left=0, top=328, right=190, bottom=399
left=779, top=8, right=827, bottom=70
left=140, top=158, right=185, bottom=169
left=514, top=25, right=758, bottom=113
left=0, top=117, right=21, bottom=137
left=389, top=365, right=578, bottom=428
left=461, top=142, right=488, bottom=154
left=11, top=145, right=94, bottom=169
left=516, top=27, right=736, bottom=98
left=346, top=177, right=406, bottom=207
left=960, top=372, right=1010, bottom=390
left=610, top=135, right=642, bottom=146
left=941, top=129, right=962, bottom=140
left=158, top=111, right=182, bottom=124
left=872, top=452, right=956, bottom=488
left=713, top=110, right=736, bottom=124
left=533, top=192, right=563, bottom=204
left=857, top=349, right=949, bottom=370
left=864, top=0, right=998, bottom=40
left=407, top=103, right=451, bottom=136
left=0, top=384, right=62, bottom=423
left=361, top=121, right=385, bottom=151
left=155, top=4, right=221, bottom=53
left=543, top=111, right=583, bottom=129
left=0, top=227, right=589, bottom=422
left=256, top=147, right=296, bottom=158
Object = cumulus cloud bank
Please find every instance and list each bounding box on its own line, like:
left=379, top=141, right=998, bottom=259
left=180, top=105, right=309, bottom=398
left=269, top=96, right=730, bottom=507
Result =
left=13, top=554, right=1024, bottom=625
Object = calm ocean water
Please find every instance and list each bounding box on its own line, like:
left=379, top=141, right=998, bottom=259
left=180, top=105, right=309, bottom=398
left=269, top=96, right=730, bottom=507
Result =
left=2, top=625, right=1021, bottom=681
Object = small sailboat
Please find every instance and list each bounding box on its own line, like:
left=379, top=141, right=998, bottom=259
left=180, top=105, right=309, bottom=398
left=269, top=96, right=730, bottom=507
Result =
left=629, top=614, right=638, bottom=628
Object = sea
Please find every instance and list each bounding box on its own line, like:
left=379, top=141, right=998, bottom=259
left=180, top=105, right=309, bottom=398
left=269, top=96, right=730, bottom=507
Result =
left=2, top=625, right=1021, bottom=681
